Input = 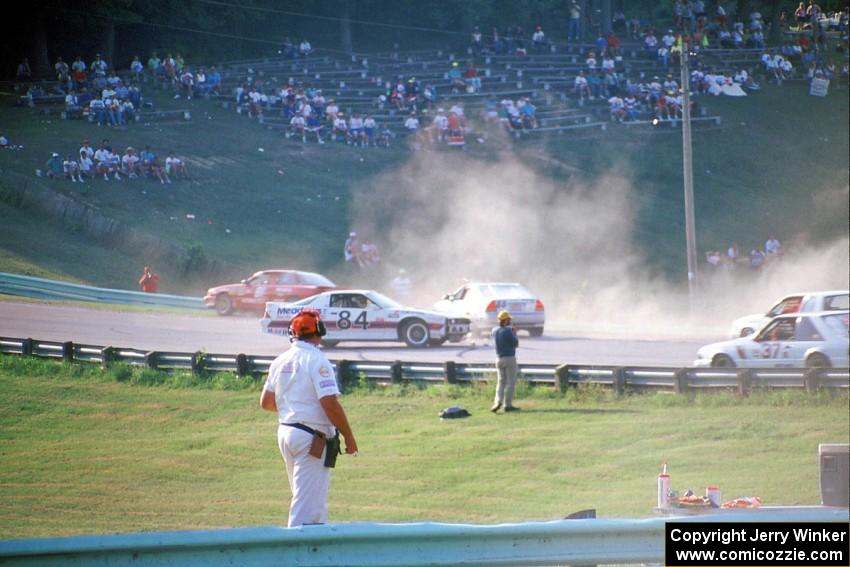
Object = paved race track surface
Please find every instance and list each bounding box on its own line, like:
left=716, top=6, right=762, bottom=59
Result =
left=0, top=301, right=714, bottom=367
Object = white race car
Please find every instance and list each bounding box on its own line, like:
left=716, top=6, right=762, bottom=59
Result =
left=695, top=311, right=849, bottom=368
left=261, top=290, right=470, bottom=347
left=728, top=290, right=848, bottom=338
left=433, top=282, right=545, bottom=337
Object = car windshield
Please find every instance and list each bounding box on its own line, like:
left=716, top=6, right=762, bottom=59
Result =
left=365, top=291, right=403, bottom=309
left=476, top=283, right=533, bottom=299
left=299, top=272, right=335, bottom=287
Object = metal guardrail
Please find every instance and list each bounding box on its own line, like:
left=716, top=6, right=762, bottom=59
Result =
left=0, top=273, right=204, bottom=310
left=1, top=336, right=848, bottom=394
left=0, top=507, right=847, bottom=566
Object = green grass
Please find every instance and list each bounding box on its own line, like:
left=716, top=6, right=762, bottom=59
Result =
left=0, top=79, right=847, bottom=292
left=0, top=355, right=847, bottom=538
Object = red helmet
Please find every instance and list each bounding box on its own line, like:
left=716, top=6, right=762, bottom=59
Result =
left=289, top=309, right=327, bottom=339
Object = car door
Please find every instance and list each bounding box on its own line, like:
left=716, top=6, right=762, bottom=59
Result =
left=274, top=271, right=299, bottom=301
left=749, top=317, right=797, bottom=367
left=326, top=293, right=373, bottom=340
left=242, top=272, right=273, bottom=309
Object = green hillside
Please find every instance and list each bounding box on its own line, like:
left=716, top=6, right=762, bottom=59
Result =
left=0, top=77, right=847, bottom=296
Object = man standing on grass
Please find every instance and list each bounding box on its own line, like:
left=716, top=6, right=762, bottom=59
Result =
left=260, top=309, right=358, bottom=527
left=491, top=310, right=520, bottom=413
left=138, top=266, right=160, bottom=293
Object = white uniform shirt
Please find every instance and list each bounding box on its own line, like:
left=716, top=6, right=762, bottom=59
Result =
left=264, top=341, right=340, bottom=433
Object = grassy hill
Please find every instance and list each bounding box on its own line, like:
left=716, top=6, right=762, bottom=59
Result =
left=0, top=77, right=846, bottom=297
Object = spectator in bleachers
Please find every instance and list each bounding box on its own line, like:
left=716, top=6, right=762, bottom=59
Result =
left=608, top=95, right=626, bottom=122
left=130, top=56, right=144, bottom=82
left=64, top=91, right=82, bottom=118
left=78, top=150, right=93, bottom=181
left=287, top=113, right=306, bottom=141
left=89, top=96, right=106, bottom=126
left=663, top=74, right=678, bottom=93
left=147, top=52, right=161, bottom=82
left=464, top=62, right=481, bottom=93
left=749, top=248, right=766, bottom=269
left=658, top=44, right=670, bottom=67
left=471, top=26, right=483, bottom=55
left=765, top=235, right=782, bottom=256
left=403, top=112, right=419, bottom=135
left=299, top=39, right=313, bottom=57
left=532, top=25, right=547, bottom=53
left=586, top=50, right=598, bottom=70
left=448, top=61, right=465, bottom=93
left=644, top=30, right=659, bottom=53
left=751, top=29, right=765, bottom=48
left=91, top=54, right=108, bottom=81
left=94, top=144, right=115, bottom=180
left=349, top=113, right=365, bottom=146
left=71, top=56, right=87, bottom=90
left=165, top=152, right=188, bottom=180
left=332, top=112, right=349, bottom=143
left=140, top=145, right=170, bottom=184
left=325, top=98, right=339, bottom=123
left=718, top=27, right=733, bottom=48
left=306, top=111, right=324, bottom=144
left=623, top=93, right=639, bottom=121
left=44, top=152, right=62, bottom=178
left=121, top=147, right=141, bottom=178
left=16, top=58, right=32, bottom=85
left=574, top=71, right=590, bottom=101
left=607, top=32, right=621, bottom=56
left=55, top=57, right=70, bottom=88
left=363, top=115, right=377, bottom=146
left=163, top=53, right=177, bottom=85
left=206, top=66, right=221, bottom=95
left=178, top=67, right=194, bottom=99
left=587, top=69, right=602, bottom=99
left=716, top=3, right=728, bottom=28
left=568, top=0, right=582, bottom=41
left=603, top=69, right=620, bottom=96
left=518, top=98, right=537, bottom=129
left=62, top=155, right=83, bottom=183
left=279, top=37, right=295, bottom=58
left=594, top=34, right=607, bottom=53
left=430, top=108, right=449, bottom=143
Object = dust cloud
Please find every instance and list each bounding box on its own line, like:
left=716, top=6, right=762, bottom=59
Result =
left=347, top=151, right=848, bottom=340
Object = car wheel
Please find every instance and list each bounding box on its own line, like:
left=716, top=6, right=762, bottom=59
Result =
left=805, top=353, right=831, bottom=368
left=711, top=354, right=736, bottom=368
left=215, top=294, right=234, bottom=316
left=401, top=319, right=430, bottom=348
left=321, top=339, right=339, bottom=348
left=529, top=326, right=544, bottom=337
left=740, top=327, right=754, bottom=337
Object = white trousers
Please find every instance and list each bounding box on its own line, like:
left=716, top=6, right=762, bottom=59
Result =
left=278, top=425, right=332, bottom=527
left=495, top=356, right=518, bottom=406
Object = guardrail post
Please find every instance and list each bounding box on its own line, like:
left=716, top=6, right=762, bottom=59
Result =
left=803, top=368, right=821, bottom=392
left=444, top=360, right=457, bottom=384
left=236, top=353, right=249, bottom=377
left=101, top=347, right=115, bottom=369
left=673, top=368, right=690, bottom=394
left=22, top=338, right=33, bottom=356
left=145, top=351, right=159, bottom=370
left=191, top=351, right=204, bottom=375
left=62, top=341, right=74, bottom=363
left=556, top=364, right=571, bottom=393
left=336, top=360, right=352, bottom=391
left=612, top=367, right=626, bottom=395
left=736, top=369, right=752, bottom=397
left=390, top=360, right=403, bottom=384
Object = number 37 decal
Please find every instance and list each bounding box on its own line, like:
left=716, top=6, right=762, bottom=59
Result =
left=337, top=310, right=369, bottom=330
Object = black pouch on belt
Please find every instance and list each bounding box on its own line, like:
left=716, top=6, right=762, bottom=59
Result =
left=324, top=432, right=341, bottom=468
left=308, top=431, right=326, bottom=459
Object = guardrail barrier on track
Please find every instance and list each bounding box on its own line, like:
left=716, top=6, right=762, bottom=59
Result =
left=0, top=507, right=847, bottom=566
left=1, top=336, right=847, bottom=395
left=0, top=272, right=204, bottom=310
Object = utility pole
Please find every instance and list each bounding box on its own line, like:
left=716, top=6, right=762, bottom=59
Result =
left=680, top=39, right=698, bottom=311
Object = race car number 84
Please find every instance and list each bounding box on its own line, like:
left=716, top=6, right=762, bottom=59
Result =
left=338, top=310, right=369, bottom=330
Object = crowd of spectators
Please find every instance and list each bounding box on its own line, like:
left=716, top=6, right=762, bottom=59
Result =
left=705, top=236, right=784, bottom=271
left=343, top=231, right=381, bottom=268
left=39, top=138, right=187, bottom=185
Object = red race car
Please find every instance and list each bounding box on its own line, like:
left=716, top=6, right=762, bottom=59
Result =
left=203, top=270, right=336, bottom=315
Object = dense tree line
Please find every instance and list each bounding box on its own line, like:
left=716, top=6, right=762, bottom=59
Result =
left=3, top=0, right=842, bottom=79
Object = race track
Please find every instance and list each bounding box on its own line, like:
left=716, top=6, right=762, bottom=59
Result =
left=0, top=300, right=716, bottom=367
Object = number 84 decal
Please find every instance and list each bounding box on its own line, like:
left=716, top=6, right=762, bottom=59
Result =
left=337, top=310, right=369, bottom=330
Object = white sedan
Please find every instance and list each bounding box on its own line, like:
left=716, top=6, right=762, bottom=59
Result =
left=434, top=282, right=545, bottom=337
left=260, top=290, right=470, bottom=347
left=695, top=311, right=849, bottom=368
left=729, top=289, right=848, bottom=338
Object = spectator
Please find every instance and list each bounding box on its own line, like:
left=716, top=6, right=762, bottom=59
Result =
left=44, top=152, right=63, bottom=178
left=78, top=150, right=93, bottom=181
left=448, top=61, right=465, bottom=92
left=120, top=98, right=135, bottom=123
left=623, top=94, right=639, bottom=120
left=726, top=243, right=740, bottom=266
left=574, top=70, right=590, bottom=100
left=471, top=26, right=484, bottom=54
left=121, top=147, right=141, bottom=178
left=194, top=67, right=207, bottom=95
left=299, top=39, right=313, bottom=57
left=71, top=56, right=87, bottom=90
left=765, top=235, right=782, bottom=255
left=130, top=56, right=144, bottom=82
left=607, top=32, right=621, bottom=56
left=140, top=145, right=170, bottom=184
left=587, top=69, right=602, bottom=99
left=80, top=139, right=94, bottom=161
left=358, top=240, right=380, bottom=267
left=206, top=66, right=222, bottom=95
left=750, top=248, right=766, bottom=269
left=305, top=112, right=325, bottom=144
left=147, top=52, right=161, bottom=82
left=663, top=74, right=679, bottom=93
left=705, top=249, right=722, bottom=266
left=363, top=115, right=377, bottom=146
left=532, top=25, right=547, bottom=53
left=16, top=58, right=32, bottom=84
left=91, top=54, right=108, bottom=80
left=63, top=155, right=83, bottom=183
left=332, top=112, right=349, bottom=143
left=644, top=30, right=659, bottom=53
left=64, top=91, right=82, bottom=119
left=139, top=266, right=160, bottom=293
left=55, top=56, right=70, bottom=88
left=349, top=113, right=365, bottom=146
left=608, top=95, right=626, bottom=122
left=518, top=98, right=537, bottom=128
left=403, top=112, right=419, bottom=136
left=165, top=152, right=188, bottom=180
left=178, top=67, right=194, bottom=99
left=287, top=113, right=306, bottom=142
left=344, top=231, right=359, bottom=264
left=568, top=0, right=582, bottom=41
left=464, top=62, right=481, bottom=93
left=89, top=96, right=106, bottom=126
left=586, top=50, right=598, bottom=70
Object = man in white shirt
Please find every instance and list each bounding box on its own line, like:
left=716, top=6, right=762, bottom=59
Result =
left=122, top=147, right=140, bottom=178
left=260, top=309, right=357, bottom=527
left=288, top=114, right=306, bottom=141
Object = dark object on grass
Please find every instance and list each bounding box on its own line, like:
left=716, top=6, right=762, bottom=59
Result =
left=439, top=405, right=471, bottom=419
left=564, top=508, right=596, bottom=519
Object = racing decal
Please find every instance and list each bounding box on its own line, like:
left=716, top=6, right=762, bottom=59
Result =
left=319, top=380, right=337, bottom=389
left=276, top=306, right=305, bottom=317
left=336, top=310, right=369, bottom=330
left=387, top=311, right=400, bottom=319
left=318, top=366, right=331, bottom=377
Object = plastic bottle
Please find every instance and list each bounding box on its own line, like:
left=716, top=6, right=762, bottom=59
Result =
left=657, top=463, right=671, bottom=509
